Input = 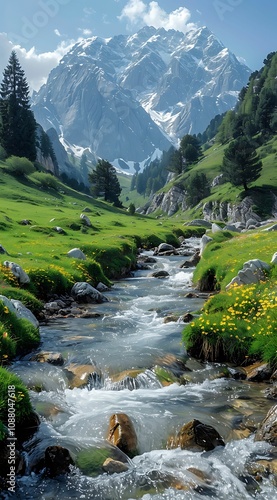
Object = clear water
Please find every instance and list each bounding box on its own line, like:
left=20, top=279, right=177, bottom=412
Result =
left=9, top=246, right=276, bottom=499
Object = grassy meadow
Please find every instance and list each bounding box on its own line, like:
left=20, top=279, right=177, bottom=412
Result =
left=0, top=152, right=277, bottom=443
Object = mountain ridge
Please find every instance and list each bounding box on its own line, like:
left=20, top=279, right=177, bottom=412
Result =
left=32, top=25, right=251, bottom=172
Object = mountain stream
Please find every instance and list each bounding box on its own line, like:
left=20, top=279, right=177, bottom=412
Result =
left=8, top=241, right=276, bottom=499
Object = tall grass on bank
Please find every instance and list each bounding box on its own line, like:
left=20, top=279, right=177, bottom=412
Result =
left=183, top=280, right=277, bottom=366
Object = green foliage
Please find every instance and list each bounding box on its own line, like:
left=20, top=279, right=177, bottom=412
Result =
left=193, top=229, right=275, bottom=294
left=183, top=281, right=277, bottom=366
left=0, top=298, right=40, bottom=361
left=89, top=159, right=122, bottom=206
left=128, top=202, right=136, bottom=215
left=0, top=51, right=37, bottom=161
left=31, top=171, right=59, bottom=190
left=0, top=287, right=43, bottom=316
left=198, top=113, right=226, bottom=144
left=5, top=156, right=36, bottom=177
left=221, top=136, right=262, bottom=190
left=180, top=134, right=202, bottom=165
left=0, top=419, right=7, bottom=441
left=186, top=172, right=211, bottom=207
left=0, top=367, right=32, bottom=428
left=0, top=144, right=7, bottom=160
left=70, top=258, right=111, bottom=288
left=133, top=147, right=176, bottom=195
left=91, top=243, right=137, bottom=279
left=26, top=266, right=75, bottom=300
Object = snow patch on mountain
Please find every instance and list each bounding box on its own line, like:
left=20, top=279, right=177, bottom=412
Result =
left=32, top=25, right=251, bottom=172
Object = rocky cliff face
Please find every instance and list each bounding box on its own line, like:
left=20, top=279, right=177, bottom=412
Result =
left=32, top=26, right=250, bottom=172
left=141, top=188, right=277, bottom=224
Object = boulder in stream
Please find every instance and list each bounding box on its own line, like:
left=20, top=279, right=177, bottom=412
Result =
left=167, top=419, right=225, bottom=451
left=71, top=282, right=108, bottom=303
left=31, top=351, right=65, bottom=366
left=149, top=270, right=169, bottom=279
left=64, top=363, right=101, bottom=389
left=44, top=446, right=74, bottom=476
left=108, top=413, right=138, bottom=458
left=102, top=458, right=129, bottom=474
left=255, top=405, right=277, bottom=446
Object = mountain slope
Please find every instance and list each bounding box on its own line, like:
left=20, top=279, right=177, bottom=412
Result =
left=32, top=26, right=251, bottom=171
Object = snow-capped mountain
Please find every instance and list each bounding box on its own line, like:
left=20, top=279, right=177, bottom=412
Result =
left=32, top=26, right=251, bottom=171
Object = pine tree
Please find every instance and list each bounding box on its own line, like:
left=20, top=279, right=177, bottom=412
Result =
left=186, top=172, right=210, bottom=206
left=180, top=134, right=202, bottom=165
left=0, top=51, right=36, bottom=161
left=89, top=159, right=122, bottom=206
left=221, top=136, right=262, bottom=191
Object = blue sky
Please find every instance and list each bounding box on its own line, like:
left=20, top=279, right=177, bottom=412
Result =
left=0, top=1, right=276, bottom=90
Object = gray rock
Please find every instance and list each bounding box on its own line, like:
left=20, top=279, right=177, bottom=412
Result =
left=154, top=243, right=175, bottom=255
left=246, top=218, right=260, bottom=229
left=224, top=224, right=241, bottom=232
left=53, top=226, right=66, bottom=234
left=180, top=251, right=200, bottom=268
left=271, top=252, right=277, bottom=264
left=11, top=300, right=39, bottom=328
left=0, top=295, right=39, bottom=328
left=67, top=248, right=86, bottom=260
left=186, top=219, right=212, bottom=229
left=149, top=270, right=169, bottom=278
left=3, top=261, right=30, bottom=284
left=80, top=214, right=92, bottom=227
left=262, top=223, right=277, bottom=232
left=226, top=259, right=270, bottom=289
left=255, top=405, right=277, bottom=446
left=211, top=223, right=222, bottom=233
left=19, top=219, right=31, bottom=225
left=96, top=282, right=110, bottom=292
left=71, top=282, right=108, bottom=303
left=200, top=235, right=213, bottom=255
left=82, top=207, right=92, bottom=213
left=211, top=174, right=224, bottom=187
left=0, top=244, right=7, bottom=254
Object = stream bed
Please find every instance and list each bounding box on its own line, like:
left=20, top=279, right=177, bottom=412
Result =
left=9, top=245, right=276, bottom=499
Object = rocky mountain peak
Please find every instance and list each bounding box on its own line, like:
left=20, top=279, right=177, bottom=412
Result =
left=32, top=26, right=251, bottom=173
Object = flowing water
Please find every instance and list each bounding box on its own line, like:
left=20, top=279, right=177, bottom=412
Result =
left=9, top=241, right=276, bottom=499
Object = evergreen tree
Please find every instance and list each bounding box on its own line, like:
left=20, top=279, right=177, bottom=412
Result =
left=0, top=51, right=36, bottom=161
left=180, top=134, right=202, bottom=165
left=89, top=159, right=122, bottom=205
left=221, top=137, right=262, bottom=191
left=167, top=149, right=183, bottom=175
left=186, top=172, right=210, bottom=206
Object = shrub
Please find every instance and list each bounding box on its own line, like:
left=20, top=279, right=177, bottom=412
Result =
left=0, top=367, right=32, bottom=428
left=26, top=266, right=74, bottom=299
left=5, top=156, right=36, bottom=177
left=71, top=259, right=111, bottom=287
left=31, top=171, right=59, bottom=190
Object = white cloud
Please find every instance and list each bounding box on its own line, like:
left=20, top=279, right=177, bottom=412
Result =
left=78, top=28, right=93, bottom=36
left=119, top=0, right=196, bottom=33
left=54, top=28, right=62, bottom=37
left=0, top=32, right=75, bottom=92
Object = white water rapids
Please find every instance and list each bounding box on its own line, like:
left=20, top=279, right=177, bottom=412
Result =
left=9, top=244, right=276, bottom=499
